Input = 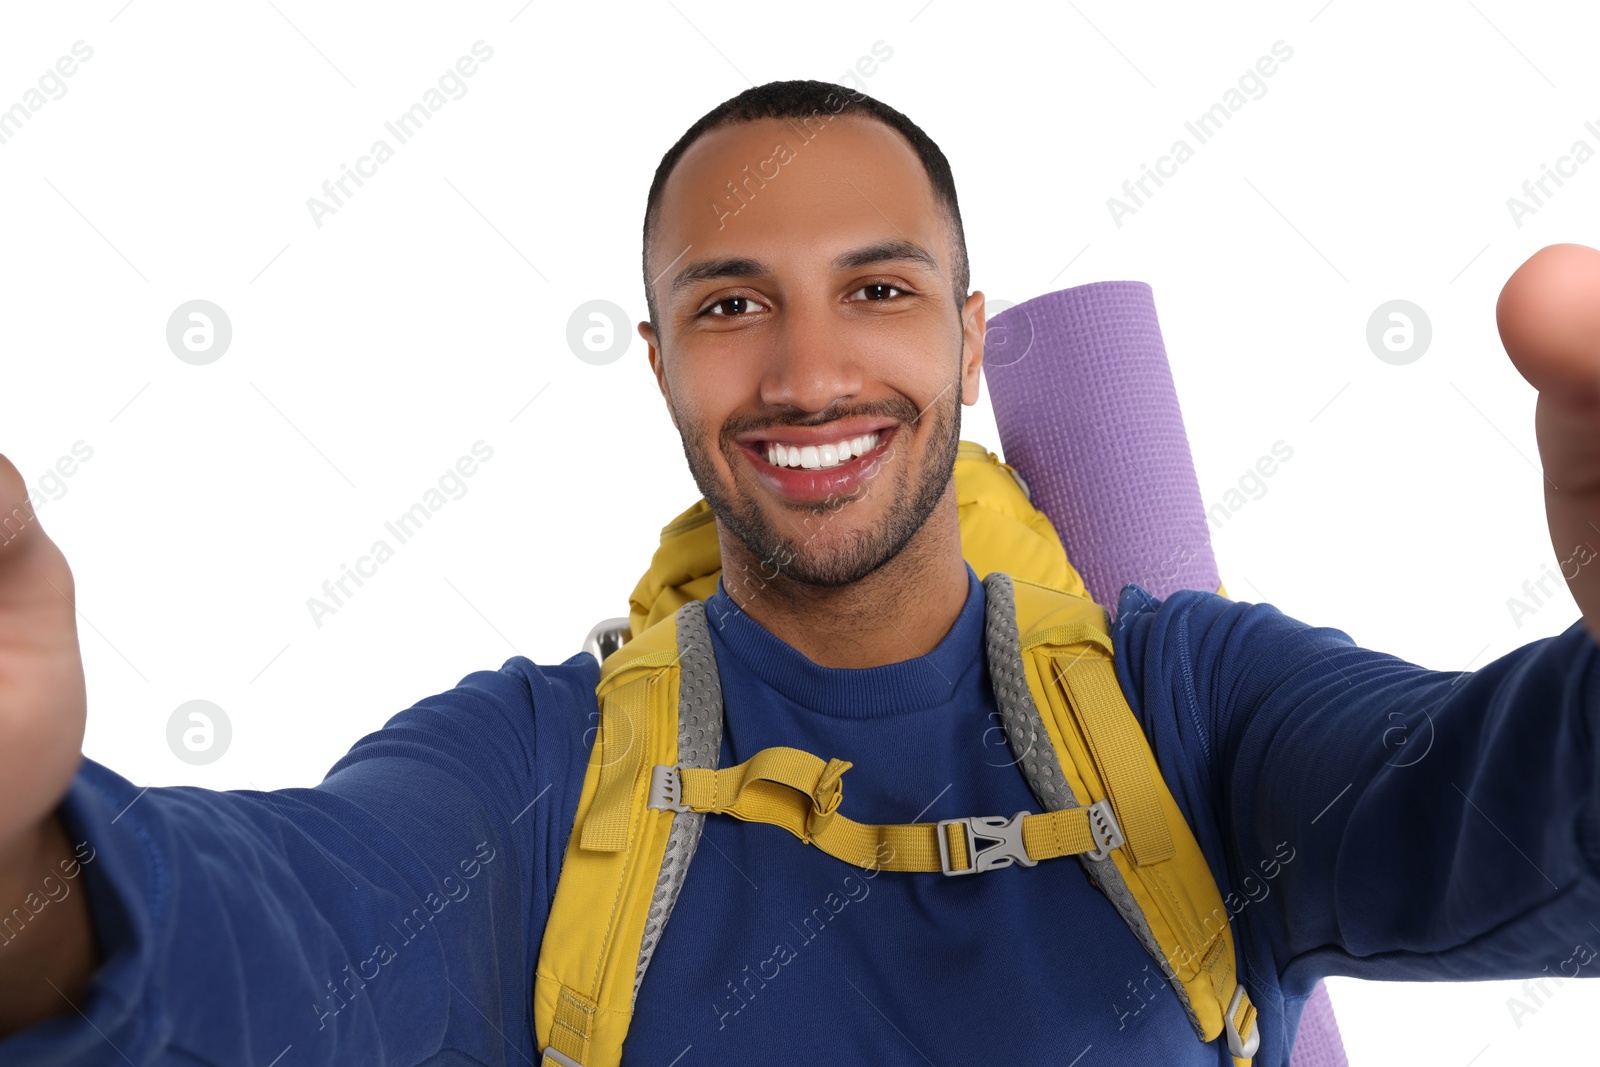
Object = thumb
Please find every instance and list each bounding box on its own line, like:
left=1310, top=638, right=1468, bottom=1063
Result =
left=0, top=449, right=81, bottom=646
left=0, top=452, right=43, bottom=564
left=1496, top=242, right=1600, bottom=400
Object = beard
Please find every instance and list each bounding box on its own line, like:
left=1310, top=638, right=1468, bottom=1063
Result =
left=674, top=370, right=964, bottom=590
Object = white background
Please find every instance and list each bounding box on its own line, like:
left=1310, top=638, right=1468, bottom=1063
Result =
left=3, top=1, right=1598, bottom=1063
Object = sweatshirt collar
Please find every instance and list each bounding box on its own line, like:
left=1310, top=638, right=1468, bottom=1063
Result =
left=704, top=563, right=986, bottom=719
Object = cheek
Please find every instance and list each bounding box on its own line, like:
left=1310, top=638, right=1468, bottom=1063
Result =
left=672, top=362, right=743, bottom=428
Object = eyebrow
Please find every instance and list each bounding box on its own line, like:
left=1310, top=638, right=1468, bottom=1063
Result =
left=666, top=238, right=942, bottom=300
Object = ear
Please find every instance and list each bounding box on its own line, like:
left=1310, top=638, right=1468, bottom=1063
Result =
left=640, top=320, right=678, bottom=429
left=959, top=290, right=985, bottom=405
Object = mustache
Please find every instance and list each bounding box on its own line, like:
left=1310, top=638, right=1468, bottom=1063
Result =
left=720, top=398, right=925, bottom=439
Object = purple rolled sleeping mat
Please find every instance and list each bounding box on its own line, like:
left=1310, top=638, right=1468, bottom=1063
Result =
left=983, top=280, right=1347, bottom=1067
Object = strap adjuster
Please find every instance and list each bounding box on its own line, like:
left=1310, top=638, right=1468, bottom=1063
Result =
left=937, top=811, right=1038, bottom=875
left=1224, top=982, right=1261, bottom=1057
left=1083, top=798, right=1125, bottom=861
left=647, top=764, right=689, bottom=812
left=541, top=1048, right=583, bottom=1067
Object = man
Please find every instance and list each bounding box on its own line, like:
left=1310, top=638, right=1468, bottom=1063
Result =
left=1, top=78, right=1597, bottom=1065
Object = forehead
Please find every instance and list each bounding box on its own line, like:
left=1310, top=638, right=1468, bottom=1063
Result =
left=651, top=112, right=945, bottom=290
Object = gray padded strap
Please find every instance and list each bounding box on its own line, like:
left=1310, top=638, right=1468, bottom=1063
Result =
left=980, top=571, right=1206, bottom=1041
left=632, top=600, right=724, bottom=1003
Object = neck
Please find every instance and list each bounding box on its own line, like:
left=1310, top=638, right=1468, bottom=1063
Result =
left=715, top=485, right=970, bottom=669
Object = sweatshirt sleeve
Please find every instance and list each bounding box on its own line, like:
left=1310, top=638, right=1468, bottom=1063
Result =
left=0, top=653, right=591, bottom=1067
left=1113, top=585, right=1600, bottom=997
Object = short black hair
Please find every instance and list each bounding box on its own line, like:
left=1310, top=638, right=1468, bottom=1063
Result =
left=641, top=78, right=970, bottom=331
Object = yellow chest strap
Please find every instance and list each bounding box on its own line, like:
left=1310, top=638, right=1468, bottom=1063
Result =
left=646, top=744, right=1125, bottom=874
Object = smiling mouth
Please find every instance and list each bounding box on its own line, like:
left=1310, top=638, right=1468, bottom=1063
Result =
left=736, top=426, right=898, bottom=504
left=760, top=430, right=883, bottom=471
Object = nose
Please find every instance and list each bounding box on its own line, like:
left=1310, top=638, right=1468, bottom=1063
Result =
left=757, top=295, right=865, bottom=416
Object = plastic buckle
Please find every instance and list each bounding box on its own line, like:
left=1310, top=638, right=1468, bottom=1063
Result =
left=541, top=1049, right=583, bottom=1067
left=1084, top=798, right=1125, bottom=861
left=647, top=765, right=689, bottom=812
left=937, top=811, right=1038, bottom=875
left=1224, top=983, right=1261, bottom=1058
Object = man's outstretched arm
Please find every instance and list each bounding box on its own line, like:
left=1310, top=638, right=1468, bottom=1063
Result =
left=1215, top=241, right=1600, bottom=982
left=0, top=654, right=575, bottom=1067
left=1232, top=598, right=1595, bottom=980
left=1123, top=242, right=1600, bottom=991
left=1115, top=580, right=1600, bottom=1001
left=0, top=452, right=572, bottom=1065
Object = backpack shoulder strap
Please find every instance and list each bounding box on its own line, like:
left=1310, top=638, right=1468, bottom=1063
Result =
left=533, top=600, right=724, bottom=1067
left=983, top=571, right=1260, bottom=1064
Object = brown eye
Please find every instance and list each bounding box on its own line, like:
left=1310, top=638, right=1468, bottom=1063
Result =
left=850, top=283, right=908, bottom=301
left=702, top=295, right=769, bottom=317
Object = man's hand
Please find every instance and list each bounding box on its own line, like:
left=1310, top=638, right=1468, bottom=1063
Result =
left=0, top=454, right=87, bottom=854
left=1497, top=243, right=1600, bottom=646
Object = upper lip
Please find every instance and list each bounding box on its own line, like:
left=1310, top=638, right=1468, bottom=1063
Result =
left=734, top=419, right=898, bottom=448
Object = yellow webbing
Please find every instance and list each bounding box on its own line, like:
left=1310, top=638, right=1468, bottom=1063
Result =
left=579, top=679, right=647, bottom=851
left=548, top=987, right=598, bottom=1063
left=1232, top=987, right=1260, bottom=1066
left=1044, top=637, right=1174, bottom=867
left=672, top=746, right=1104, bottom=872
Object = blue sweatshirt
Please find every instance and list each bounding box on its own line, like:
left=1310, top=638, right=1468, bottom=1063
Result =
left=3, top=564, right=1598, bottom=1066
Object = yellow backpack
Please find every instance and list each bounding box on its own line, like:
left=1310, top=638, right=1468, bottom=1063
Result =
left=534, top=441, right=1258, bottom=1066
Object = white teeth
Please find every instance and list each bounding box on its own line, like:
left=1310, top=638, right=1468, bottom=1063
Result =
left=764, top=431, right=880, bottom=470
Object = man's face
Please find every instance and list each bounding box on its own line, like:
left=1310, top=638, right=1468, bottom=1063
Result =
left=640, top=110, right=985, bottom=588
